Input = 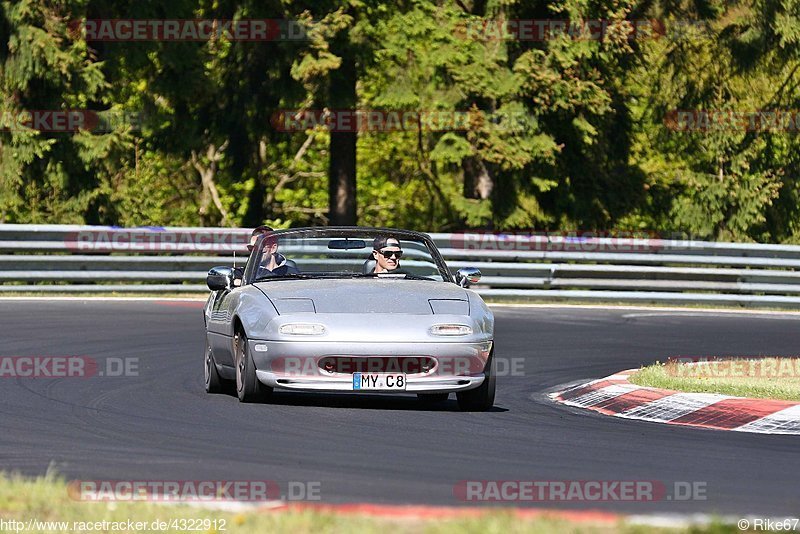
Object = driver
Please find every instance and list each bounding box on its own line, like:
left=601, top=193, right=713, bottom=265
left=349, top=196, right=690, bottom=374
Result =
left=371, top=236, right=403, bottom=273
left=256, top=232, right=300, bottom=277
left=248, top=225, right=272, bottom=252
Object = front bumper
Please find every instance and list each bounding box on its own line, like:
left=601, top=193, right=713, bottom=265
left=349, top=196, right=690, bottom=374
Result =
left=250, top=339, right=491, bottom=394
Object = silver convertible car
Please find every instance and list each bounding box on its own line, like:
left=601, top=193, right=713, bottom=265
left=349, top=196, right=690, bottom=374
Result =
left=203, top=227, right=495, bottom=411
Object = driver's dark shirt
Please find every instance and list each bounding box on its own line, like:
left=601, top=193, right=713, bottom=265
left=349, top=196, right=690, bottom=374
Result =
left=256, top=253, right=300, bottom=278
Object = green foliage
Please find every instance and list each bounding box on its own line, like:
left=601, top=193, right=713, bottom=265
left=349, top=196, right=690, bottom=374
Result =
left=628, top=3, right=797, bottom=240
left=0, top=0, right=111, bottom=223
left=1, top=0, right=799, bottom=243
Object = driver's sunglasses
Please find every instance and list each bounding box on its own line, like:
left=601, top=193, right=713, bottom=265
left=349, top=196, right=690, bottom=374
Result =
left=378, top=249, right=403, bottom=259
left=249, top=239, right=277, bottom=252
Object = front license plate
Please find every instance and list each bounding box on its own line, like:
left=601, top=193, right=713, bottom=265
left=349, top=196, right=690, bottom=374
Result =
left=352, top=373, right=406, bottom=391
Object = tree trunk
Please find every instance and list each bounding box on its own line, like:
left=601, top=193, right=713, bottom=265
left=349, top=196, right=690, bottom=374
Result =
left=192, top=142, right=230, bottom=227
left=327, top=42, right=357, bottom=226
left=462, top=155, right=493, bottom=200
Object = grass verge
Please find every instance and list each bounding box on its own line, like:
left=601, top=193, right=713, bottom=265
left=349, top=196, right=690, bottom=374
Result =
left=630, top=357, right=800, bottom=401
left=0, top=473, right=740, bottom=533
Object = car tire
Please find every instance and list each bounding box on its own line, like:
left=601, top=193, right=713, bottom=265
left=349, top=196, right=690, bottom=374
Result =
left=417, top=393, right=449, bottom=404
left=204, top=344, right=226, bottom=394
left=456, top=352, right=495, bottom=412
left=235, top=329, right=272, bottom=403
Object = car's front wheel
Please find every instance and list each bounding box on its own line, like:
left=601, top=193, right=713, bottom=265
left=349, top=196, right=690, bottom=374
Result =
left=204, top=344, right=226, bottom=394
left=456, top=352, right=495, bottom=412
left=234, top=329, right=272, bottom=403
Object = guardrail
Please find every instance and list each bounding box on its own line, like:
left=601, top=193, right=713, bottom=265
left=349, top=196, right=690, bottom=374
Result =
left=2, top=224, right=800, bottom=307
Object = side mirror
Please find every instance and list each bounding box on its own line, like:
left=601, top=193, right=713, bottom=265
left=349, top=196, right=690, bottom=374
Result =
left=207, top=266, right=236, bottom=291
left=455, top=267, right=481, bottom=288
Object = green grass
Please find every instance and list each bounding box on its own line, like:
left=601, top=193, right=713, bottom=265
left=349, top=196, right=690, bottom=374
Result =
left=0, top=473, right=741, bottom=533
left=630, top=358, right=800, bottom=401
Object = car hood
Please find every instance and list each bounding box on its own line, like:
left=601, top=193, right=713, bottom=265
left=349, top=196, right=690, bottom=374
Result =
left=254, top=278, right=469, bottom=315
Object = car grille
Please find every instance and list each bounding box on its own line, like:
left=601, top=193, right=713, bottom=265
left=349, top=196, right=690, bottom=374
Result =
left=317, top=356, right=436, bottom=375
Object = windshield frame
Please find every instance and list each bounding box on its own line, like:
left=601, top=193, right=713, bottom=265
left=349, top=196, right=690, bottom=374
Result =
left=242, top=227, right=453, bottom=285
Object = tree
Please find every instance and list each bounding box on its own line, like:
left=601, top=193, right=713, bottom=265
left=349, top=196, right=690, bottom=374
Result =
left=0, top=0, right=115, bottom=224
left=627, top=2, right=787, bottom=240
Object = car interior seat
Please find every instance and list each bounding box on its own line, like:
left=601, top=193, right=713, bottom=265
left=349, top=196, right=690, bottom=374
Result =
left=362, top=258, right=376, bottom=274
left=285, top=259, right=300, bottom=274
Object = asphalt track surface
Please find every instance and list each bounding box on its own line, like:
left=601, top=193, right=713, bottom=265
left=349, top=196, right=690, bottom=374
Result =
left=1, top=300, right=799, bottom=517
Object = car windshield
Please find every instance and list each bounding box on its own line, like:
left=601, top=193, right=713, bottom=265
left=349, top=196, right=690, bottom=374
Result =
left=247, top=229, right=449, bottom=283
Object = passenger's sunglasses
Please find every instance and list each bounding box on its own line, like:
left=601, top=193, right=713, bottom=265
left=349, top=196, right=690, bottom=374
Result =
left=377, top=250, right=403, bottom=259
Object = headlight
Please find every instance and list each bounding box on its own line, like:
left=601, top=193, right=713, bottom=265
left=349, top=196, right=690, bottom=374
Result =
left=429, top=324, right=473, bottom=336
left=279, top=323, right=326, bottom=335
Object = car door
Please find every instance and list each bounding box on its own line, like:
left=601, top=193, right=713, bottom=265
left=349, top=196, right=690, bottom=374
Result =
left=206, top=285, right=240, bottom=367
left=206, top=248, right=261, bottom=366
